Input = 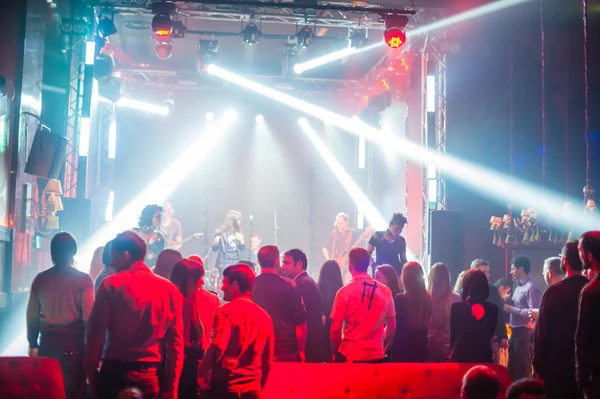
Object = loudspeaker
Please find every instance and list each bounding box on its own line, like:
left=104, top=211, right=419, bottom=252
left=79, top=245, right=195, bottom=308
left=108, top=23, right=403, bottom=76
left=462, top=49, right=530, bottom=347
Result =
left=58, top=198, right=92, bottom=244
left=429, top=210, right=466, bottom=284
left=24, top=125, right=68, bottom=179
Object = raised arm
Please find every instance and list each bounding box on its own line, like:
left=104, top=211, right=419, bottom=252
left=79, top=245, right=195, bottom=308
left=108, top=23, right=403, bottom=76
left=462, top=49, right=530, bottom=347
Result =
left=26, top=280, right=40, bottom=354
left=85, top=283, right=111, bottom=395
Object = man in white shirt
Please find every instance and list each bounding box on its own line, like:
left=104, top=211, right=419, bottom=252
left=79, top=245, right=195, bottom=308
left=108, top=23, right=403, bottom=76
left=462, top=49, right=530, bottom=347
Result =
left=330, top=247, right=396, bottom=363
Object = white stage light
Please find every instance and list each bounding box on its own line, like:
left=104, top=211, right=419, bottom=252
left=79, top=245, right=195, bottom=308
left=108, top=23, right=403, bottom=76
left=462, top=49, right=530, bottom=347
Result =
left=293, top=0, right=532, bottom=73
left=255, top=114, right=264, bottom=123
left=208, top=65, right=600, bottom=233
left=105, top=190, right=115, bottom=222
left=116, top=97, right=170, bottom=116
left=205, top=112, right=214, bottom=121
left=108, top=119, right=117, bottom=159
left=426, top=75, right=436, bottom=113
left=85, top=41, right=96, bottom=65
left=79, top=117, right=90, bottom=157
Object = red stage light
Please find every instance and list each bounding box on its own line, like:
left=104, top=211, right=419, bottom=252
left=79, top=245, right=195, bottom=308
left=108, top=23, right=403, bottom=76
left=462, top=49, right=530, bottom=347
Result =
left=384, top=27, right=406, bottom=49
left=155, top=29, right=171, bottom=37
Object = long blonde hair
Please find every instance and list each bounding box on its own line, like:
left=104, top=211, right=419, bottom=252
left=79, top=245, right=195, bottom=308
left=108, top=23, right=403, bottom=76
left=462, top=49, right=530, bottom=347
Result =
left=401, top=262, right=432, bottom=330
left=454, top=270, right=467, bottom=294
left=428, top=262, right=454, bottom=317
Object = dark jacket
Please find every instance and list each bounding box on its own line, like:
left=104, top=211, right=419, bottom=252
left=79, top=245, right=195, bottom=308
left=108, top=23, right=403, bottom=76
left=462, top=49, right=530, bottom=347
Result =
left=294, top=271, right=327, bottom=362
left=576, top=276, right=600, bottom=392
left=450, top=300, right=498, bottom=363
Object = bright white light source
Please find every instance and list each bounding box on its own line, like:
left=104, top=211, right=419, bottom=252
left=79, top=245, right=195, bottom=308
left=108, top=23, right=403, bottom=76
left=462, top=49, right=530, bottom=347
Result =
left=358, top=136, right=366, bottom=169
left=255, top=114, right=264, bottom=123
left=357, top=210, right=365, bottom=230
left=116, top=97, right=170, bottom=116
left=293, top=45, right=364, bottom=74
left=205, top=112, right=214, bottom=121
left=85, top=41, right=96, bottom=65
left=79, top=117, right=90, bottom=156
left=426, top=75, right=436, bottom=113
left=108, top=119, right=117, bottom=159
left=428, top=179, right=438, bottom=206
left=21, top=94, right=42, bottom=114
left=105, top=191, right=114, bottom=222
left=427, top=163, right=437, bottom=179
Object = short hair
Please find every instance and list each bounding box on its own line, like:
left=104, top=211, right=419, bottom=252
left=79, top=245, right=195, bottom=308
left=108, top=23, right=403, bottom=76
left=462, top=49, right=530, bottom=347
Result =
left=506, top=378, right=546, bottom=399
left=283, top=248, right=308, bottom=270
left=562, top=240, right=583, bottom=272
left=138, top=204, right=163, bottom=228
left=223, top=263, right=256, bottom=294
left=51, top=232, right=77, bottom=266
left=348, top=247, right=370, bottom=273
left=257, top=245, right=279, bottom=269
left=580, top=231, right=600, bottom=264
left=470, top=259, right=489, bottom=269
left=511, top=256, right=532, bottom=274
left=170, top=258, right=205, bottom=297
left=390, top=213, right=408, bottom=226
left=462, top=269, right=489, bottom=304
left=113, top=230, right=147, bottom=263
left=335, top=212, right=349, bottom=222
left=461, top=365, right=500, bottom=399
left=494, top=277, right=512, bottom=289
left=544, top=256, right=563, bottom=276
left=154, top=249, right=183, bottom=279
left=102, top=240, right=113, bottom=267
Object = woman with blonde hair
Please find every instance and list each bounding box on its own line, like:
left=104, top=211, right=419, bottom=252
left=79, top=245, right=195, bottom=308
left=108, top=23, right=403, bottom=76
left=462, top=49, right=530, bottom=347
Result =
left=392, top=261, right=432, bottom=362
left=454, top=270, right=467, bottom=294
left=427, top=263, right=461, bottom=361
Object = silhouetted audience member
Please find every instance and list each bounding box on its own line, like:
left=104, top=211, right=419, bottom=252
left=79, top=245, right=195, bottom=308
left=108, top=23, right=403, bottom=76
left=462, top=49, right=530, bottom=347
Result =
left=505, top=256, right=541, bottom=381
left=198, top=264, right=274, bottom=399
left=317, top=260, right=344, bottom=359
left=576, top=231, right=600, bottom=399
left=450, top=269, right=499, bottom=363
left=506, top=378, right=546, bottom=399
left=494, top=277, right=512, bottom=324
left=170, top=258, right=219, bottom=399
left=85, top=230, right=184, bottom=399
left=533, top=241, right=587, bottom=399
left=375, top=265, right=402, bottom=297
left=252, top=245, right=307, bottom=362
left=427, top=263, right=460, bottom=362
left=461, top=365, right=500, bottom=399
left=89, top=246, right=105, bottom=282
left=281, top=248, right=327, bottom=362
left=392, top=261, right=431, bottom=362
left=153, top=248, right=183, bottom=279
left=26, top=232, right=93, bottom=399
left=331, top=247, right=396, bottom=363
left=94, top=240, right=114, bottom=292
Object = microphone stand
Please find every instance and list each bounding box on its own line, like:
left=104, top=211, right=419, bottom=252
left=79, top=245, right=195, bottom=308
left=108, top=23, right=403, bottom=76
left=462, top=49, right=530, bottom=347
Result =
left=274, top=211, right=278, bottom=246
left=248, top=215, right=254, bottom=259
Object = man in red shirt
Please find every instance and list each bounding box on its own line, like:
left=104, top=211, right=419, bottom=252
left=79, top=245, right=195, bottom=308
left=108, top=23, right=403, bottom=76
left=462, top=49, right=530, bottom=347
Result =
left=199, top=263, right=274, bottom=399
left=85, top=230, right=184, bottom=399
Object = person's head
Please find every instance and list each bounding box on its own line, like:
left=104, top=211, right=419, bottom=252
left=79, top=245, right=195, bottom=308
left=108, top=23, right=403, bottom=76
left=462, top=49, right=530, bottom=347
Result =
left=454, top=270, right=467, bottom=294
left=506, top=378, right=546, bottom=399
left=470, top=259, right=491, bottom=282
left=335, top=212, right=350, bottom=233
left=163, top=201, right=174, bottom=218
left=154, top=249, right=183, bottom=279
left=510, top=256, right=532, bottom=281
left=401, top=261, right=426, bottom=294
left=579, top=231, right=600, bottom=272
left=170, top=258, right=205, bottom=298
left=543, top=256, right=564, bottom=286
left=222, top=263, right=255, bottom=302
left=250, top=234, right=262, bottom=252
left=348, top=247, right=370, bottom=275
left=389, top=213, right=408, bottom=237
left=111, top=230, right=147, bottom=272
left=102, top=240, right=113, bottom=268
left=561, top=240, right=584, bottom=275
left=188, top=254, right=203, bottom=264
left=281, top=248, right=308, bottom=279
left=375, top=265, right=402, bottom=297
left=317, top=260, right=344, bottom=297
left=257, top=245, right=280, bottom=271
left=462, top=269, right=490, bottom=304
left=494, top=277, right=512, bottom=298
left=139, top=204, right=163, bottom=228
left=428, top=262, right=452, bottom=299
left=51, top=232, right=77, bottom=267
left=460, top=365, right=500, bottom=399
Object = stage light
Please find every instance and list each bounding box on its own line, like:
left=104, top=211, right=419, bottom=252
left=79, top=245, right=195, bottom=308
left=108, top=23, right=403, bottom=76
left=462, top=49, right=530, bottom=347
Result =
left=255, top=114, right=264, bottom=123
left=296, top=26, right=313, bottom=48
left=108, top=118, right=117, bottom=159
left=207, top=64, right=600, bottom=233
left=156, top=40, right=173, bottom=60
left=348, top=28, right=368, bottom=49
left=93, top=54, right=114, bottom=83
left=97, top=17, right=117, bottom=38
left=205, top=112, right=214, bottom=121
left=241, top=23, right=260, bottom=45
left=116, top=97, right=170, bottom=116
left=151, top=1, right=177, bottom=38
left=384, top=15, right=409, bottom=49
left=85, top=41, right=96, bottom=65
left=293, top=0, right=533, bottom=73
left=197, top=40, right=219, bottom=70
left=426, top=75, right=436, bottom=112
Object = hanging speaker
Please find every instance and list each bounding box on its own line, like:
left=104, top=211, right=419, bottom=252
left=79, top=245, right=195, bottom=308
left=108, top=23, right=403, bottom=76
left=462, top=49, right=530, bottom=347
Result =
left=429, top=210, right=466, bottom=285
left=24, top=124, right=69, bottom=179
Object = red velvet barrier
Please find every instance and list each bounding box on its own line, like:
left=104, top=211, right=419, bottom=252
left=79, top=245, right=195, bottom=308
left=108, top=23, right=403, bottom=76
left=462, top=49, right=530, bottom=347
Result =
left=0, top=356, right=66, bottom=399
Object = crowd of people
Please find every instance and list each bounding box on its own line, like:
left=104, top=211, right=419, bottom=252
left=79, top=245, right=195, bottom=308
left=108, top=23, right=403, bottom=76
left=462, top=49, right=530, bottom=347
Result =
left=23, top=220, right=600, bottom=399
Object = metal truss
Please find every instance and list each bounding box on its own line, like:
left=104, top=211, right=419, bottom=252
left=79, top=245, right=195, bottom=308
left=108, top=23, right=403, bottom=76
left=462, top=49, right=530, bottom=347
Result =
left=117, top=68, right=356, bottom=93
left=95, top=101, right=115, bottom=188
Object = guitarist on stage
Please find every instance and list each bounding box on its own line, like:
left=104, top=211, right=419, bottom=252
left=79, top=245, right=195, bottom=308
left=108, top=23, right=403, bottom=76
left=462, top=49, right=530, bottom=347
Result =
left=133, top=204, right=166, bottom=267
left=160, top=201, right=182, bottom=251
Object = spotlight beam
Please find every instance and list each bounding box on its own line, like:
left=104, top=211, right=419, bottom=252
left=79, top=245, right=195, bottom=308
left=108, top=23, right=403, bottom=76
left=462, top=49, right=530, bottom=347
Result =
left=207, top=65, right=600, bottom=233
left=293, top=0, right=533, bottom=74
left=115, top=97, right=170, bottom=116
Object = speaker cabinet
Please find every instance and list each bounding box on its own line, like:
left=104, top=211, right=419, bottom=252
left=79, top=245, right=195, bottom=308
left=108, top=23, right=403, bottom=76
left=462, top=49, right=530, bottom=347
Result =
left=429, top=210, right=466, bottom=284
left=24, top=125, right=68, bottom=180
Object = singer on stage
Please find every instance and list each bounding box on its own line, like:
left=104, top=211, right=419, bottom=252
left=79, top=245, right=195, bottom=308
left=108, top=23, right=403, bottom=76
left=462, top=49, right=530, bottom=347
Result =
left=133, top=204, right=165, bottom=267
left=211, top=210, right=245, bottom=275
